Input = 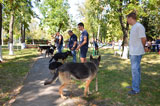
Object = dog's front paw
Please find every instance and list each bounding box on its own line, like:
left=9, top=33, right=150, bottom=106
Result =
left=61, top=95, right=67, bottom=99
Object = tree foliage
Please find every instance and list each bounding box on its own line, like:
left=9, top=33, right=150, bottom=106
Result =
left=79, top=0, right=160, bottom=43
left=37, top=0, right=70, bottom=34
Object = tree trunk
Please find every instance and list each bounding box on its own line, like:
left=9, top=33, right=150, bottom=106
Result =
left=0, top=3, right=2, bottom=61
left=21, top=23, right=26, bottom=49
left=97, top=24, right=100, bottom=40
left=118, top=0, right=129, bottom=59
left=58, top=23, right=63, bottom=32
left=101, top=34, right=103, bottom=42
left=9, top=12, right=14, bottom=55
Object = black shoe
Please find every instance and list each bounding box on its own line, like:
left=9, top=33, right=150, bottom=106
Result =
left=128, top=90, right=139, bottom=95
left=126, top=86, right=132, bottom=89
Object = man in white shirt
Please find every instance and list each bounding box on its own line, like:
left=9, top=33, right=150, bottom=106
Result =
left=127, top=12, right=146, bottom=95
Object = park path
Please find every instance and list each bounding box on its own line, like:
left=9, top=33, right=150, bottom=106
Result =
left=12, top=55, right=87, bottom=106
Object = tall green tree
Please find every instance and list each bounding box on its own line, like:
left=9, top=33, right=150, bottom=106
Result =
left=19, top=0, right=34, bottom=49
left=2, top=0, right=35, bottom=53
left=79, top=0, right=103, bottom=40
left=37, top=0, right=70, bottom=34
left=141, top=0, right=160, bottom=40
left=0, top=2, right=2, bottom=62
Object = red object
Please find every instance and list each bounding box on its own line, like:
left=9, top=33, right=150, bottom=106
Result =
left=159, top=51, right=160, bottom=55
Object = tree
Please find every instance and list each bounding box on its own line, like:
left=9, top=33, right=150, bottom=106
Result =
left=79, top=0, right=103, bottom=40
left=37, top=0, right=70, bottom=34
left=0, top=2, right=2, bottom=62
left=141, top=0, right=160, bottom=40
left=2, top=0, right=35, bottom=52
left=79, top=0, right=160, bottom=59
left=19, top=0, right=34, bottom=49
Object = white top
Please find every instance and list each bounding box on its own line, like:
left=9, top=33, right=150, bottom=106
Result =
left=129, top=22, right=146, bottom=55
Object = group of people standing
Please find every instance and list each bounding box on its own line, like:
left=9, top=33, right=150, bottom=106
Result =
left=53, top=12, right=147, bottom=95
left=53, top=22, right=89, bottom=63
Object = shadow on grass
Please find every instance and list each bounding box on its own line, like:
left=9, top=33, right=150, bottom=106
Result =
left=0, top=49, right=39, bottom=105
left=86, top=49, right=160, bottom=106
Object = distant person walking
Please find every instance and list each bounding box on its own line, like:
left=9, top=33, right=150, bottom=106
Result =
left=127, top=12, right=146, bottom=95
left=93, top=38, right=99, bottom=55
left=55, top=32, right=63, bottom=53
left=155, top=38, right=160, bottom=52
left=76, top=22, right=89, bottom=63
left=68, top=30, right=78, bottom=62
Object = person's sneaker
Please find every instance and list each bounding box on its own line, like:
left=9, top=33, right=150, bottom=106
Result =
left=126, top=86, right=132, bottom=89
left=128, top=90, right=139, bottom=95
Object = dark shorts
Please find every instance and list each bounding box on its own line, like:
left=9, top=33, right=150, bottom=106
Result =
left=80, top=47, right=88, bottom=58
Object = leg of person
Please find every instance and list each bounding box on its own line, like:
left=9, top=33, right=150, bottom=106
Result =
left=58, top=45, right=62, bottom=53
left=60, top=45, right=63, bottom=53
left=129, top=55, right=142, bottom=95
left=84, top=58, right=87, bottom=63
left=96, top=48, right=99, bottom=55
left=80, top=48, right=88, bottom=63
left=80, top=58, right=85, bottom=63
left=71, top=50, right=77, bottom=62
left=137, top=55, right=142, bottom=87
left=95, top=47, right=97, bottom=55
left=157, top=45, right=159, bottom=52
left=153, top=45, right=155, bottom=52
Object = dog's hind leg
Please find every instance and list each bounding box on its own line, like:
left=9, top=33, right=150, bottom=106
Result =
left=84, top=80, right=92, bottom=96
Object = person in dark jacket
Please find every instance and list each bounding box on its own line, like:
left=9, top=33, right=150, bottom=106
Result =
left=68, top=30, right=78, bottom=62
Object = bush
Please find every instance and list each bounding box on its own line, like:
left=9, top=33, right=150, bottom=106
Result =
left=26, top=39, right=48, bottom=44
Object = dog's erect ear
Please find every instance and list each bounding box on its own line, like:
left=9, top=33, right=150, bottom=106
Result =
left=67, top=51, right=70, bottom=53
left=98, top=55, right=101, bottom=61
left=90, top=55, right=93, bottom=61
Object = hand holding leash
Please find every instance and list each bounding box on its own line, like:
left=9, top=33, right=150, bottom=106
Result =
left=76, top=45, right=80, bottom=51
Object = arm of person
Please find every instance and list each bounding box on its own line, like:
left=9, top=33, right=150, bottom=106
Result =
left=141, top=37, right=146, bottom=48
left=71, top=41, right=77, bottom=50
left=76, top=36, right=87, bottom=50
left=138, top=25, right=146, bottom=48
left=59, top=36, right=62, bottom=45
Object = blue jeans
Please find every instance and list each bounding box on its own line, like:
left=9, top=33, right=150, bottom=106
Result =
left=130, top=55, right=142, bottom=92
left=71, top=50, right=76, bottom=62
left=58, top=45, right=63, bottom=53
left=157, top=45, right=159, bottom=52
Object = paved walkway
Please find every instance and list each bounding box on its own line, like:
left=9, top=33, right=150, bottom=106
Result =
left=12, top=56, right=86, bottom=106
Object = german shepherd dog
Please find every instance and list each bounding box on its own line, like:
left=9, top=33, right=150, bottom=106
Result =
left=49, top=51, right=72, bottom=63
left=44, top=55, right=101, bottom=99
left=48, top=61, right=63, bottom=74
left=38, top=45, right=50, bottom=53
left=45, top=45, right=56, bottom=57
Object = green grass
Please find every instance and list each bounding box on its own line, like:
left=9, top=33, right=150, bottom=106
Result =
left=0, top=48, right=39, bottom=105
left=77, top=48, right=160, bottom=106
left=0, top=47, right=159, bottom=105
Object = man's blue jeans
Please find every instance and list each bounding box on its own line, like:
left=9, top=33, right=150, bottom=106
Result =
left=71, top=50, right=76, bottom=62
left=58, top=45, right=63, bottom=53
left=130, top=55, right=142, bottom=93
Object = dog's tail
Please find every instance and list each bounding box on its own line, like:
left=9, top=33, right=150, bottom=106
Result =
left=49, top=56, right=55, bottom=63
left=44, top=69, right=59, bottom=85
